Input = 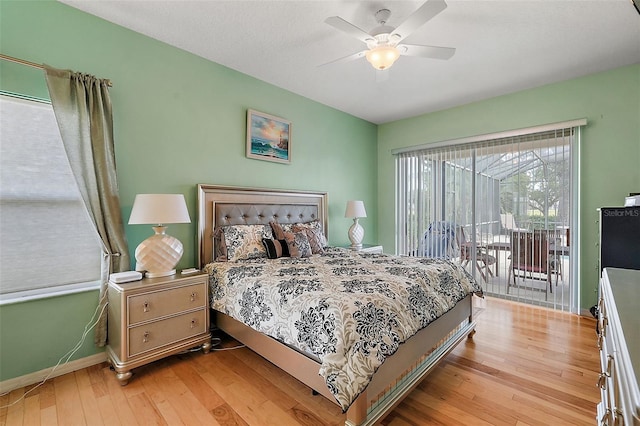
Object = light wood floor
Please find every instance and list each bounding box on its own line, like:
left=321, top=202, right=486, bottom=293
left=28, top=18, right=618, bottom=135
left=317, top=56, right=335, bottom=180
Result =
left=1, top=297, right=600, bottom=425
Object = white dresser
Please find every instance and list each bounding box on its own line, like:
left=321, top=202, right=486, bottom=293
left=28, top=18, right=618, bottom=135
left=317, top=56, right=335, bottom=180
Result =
left=597, top=268, right=640, bottom=425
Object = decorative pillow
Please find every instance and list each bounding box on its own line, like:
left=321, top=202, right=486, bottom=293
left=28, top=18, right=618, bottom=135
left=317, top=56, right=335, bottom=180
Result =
left=222, top=224, right=273, bottom=262
left=272, top=220, right=327, bottom=248
left=292, top=224, right=327, bottom=254
left=283, top=231, right=312, bottom=258
left=270, top=221, right=294, bottom=240
left=293, top=220, right=328, bottom=254
left=213, top=227, right=228, bottom=261
left=262, top=238, right=290, bottom=259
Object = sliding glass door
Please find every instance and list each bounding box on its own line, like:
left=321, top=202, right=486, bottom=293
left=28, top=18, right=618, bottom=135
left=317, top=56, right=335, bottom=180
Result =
left=396, top=125, right=580, bottom=311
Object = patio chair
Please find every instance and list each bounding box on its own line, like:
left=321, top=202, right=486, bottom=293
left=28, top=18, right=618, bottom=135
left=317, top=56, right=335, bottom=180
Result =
left=500, top=213, right=528, bottom=234
left=547, top=229, right=566, bottom=284
left=507, top=230, right=552, bottom=298
left=421, top=221, right=456, bottom=259
left=456, top=225, right=496, bottom=282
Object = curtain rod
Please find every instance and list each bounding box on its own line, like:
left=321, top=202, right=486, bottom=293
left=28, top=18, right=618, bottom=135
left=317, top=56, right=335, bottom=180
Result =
left=0, top=53, right=113, bottom=87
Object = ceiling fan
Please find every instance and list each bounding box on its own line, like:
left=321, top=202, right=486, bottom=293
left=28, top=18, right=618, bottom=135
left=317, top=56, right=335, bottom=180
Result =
left=323, top=0, right=455, bottom=71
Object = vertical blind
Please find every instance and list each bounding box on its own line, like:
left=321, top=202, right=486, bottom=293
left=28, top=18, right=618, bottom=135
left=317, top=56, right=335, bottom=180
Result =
left=0, top=94, right=101, bottom=299
left=395, top=122, right=582, bottom=310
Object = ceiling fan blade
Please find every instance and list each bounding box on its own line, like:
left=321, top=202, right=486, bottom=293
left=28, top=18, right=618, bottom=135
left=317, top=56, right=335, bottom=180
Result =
left=398, top=44, right=455, bottom=60
left=390, top=0, right=448, bottom=44
left=318, top=50, right=367, bottom=67
left=324, top=16, right=374, bottom=44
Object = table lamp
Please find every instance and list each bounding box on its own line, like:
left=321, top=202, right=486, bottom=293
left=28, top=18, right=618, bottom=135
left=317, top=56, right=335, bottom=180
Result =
left=128, top=194, right=191, bottom=277
left=345, top=200, right=367, bottom=250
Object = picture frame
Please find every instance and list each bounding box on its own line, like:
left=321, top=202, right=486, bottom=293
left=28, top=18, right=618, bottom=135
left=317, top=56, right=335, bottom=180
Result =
left=246, top=109, right=291, bottom=164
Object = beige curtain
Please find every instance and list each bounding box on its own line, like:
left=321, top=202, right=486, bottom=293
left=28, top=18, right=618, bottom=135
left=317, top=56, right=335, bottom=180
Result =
left=44, top=65, right=130, bottom=346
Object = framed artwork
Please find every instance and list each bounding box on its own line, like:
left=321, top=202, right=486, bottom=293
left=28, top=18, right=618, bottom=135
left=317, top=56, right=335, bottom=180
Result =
left=246, top=109, right=291, bottom=164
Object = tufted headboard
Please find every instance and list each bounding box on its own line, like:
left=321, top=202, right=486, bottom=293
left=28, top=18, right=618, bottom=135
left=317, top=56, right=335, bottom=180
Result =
left=196, top=184, right=328, bottom=268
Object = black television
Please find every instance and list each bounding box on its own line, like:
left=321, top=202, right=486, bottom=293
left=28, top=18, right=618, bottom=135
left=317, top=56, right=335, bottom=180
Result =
left=599, top=206, right=640, bottom=272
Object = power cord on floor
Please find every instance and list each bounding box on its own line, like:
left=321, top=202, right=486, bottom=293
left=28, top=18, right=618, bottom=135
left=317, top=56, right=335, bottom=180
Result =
left=209, top=325, right=246, bottom=351
left=0, top=294, right=109, bottom=408
left=208, top=334, right=246, bottom=351
left=178, top=335, right=246, bottom=354
left=212, top=343, right=246, bottom=351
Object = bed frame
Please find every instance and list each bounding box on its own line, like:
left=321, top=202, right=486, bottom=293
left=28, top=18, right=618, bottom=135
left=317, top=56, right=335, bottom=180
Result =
left=197, top=184, right=476, bottom=426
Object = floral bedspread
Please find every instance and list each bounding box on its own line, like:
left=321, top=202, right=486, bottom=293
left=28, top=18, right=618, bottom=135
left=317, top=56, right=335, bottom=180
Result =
left=204, top=247, right=483, bottom=411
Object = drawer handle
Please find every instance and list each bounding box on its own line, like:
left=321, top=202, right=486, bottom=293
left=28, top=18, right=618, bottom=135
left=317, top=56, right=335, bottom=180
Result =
left=143, top=331, right=150, bottom=343
left=190, top=292, right=197, bottom=302
left=143, top=301, right=150, bottom=313
left=613, top=409, right=623, bottom=426
left=597, top=334, right=604, bottom=350
left=597, top=373, right=607, bottom=390
left=606, top=355, right=614, bottom=377
left=598, top=314, right=607, bottom=337
left=600, top=408, right=612, bottom=426
left=191, top=319, right=197, bottom=329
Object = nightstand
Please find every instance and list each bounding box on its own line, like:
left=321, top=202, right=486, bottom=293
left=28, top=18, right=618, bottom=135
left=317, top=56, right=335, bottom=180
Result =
left=344, top=244, right=384, bottom=254
left=106, top=272, right=211, bottom=385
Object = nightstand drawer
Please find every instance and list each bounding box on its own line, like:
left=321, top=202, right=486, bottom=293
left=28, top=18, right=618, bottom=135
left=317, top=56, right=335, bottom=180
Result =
left=128, top=309, right=207, bottom=357
left=128, top=283, right=207, bottom=324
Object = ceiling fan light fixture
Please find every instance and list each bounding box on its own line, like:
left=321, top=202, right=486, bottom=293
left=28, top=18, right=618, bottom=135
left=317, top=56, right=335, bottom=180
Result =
left=365, top=45, right=400, bottom=70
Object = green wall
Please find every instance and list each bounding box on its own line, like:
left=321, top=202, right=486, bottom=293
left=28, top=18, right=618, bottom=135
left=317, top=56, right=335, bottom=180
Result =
left=377, top=64, right=640, bottom=313
left=0, top=0, right=377, bottom=381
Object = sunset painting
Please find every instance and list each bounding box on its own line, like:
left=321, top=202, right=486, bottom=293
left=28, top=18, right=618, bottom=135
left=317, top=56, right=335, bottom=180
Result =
left=246, top=109, right=291, bottom=164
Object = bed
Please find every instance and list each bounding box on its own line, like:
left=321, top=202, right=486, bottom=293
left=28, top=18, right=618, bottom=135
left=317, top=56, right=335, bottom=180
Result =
left=197, top=184, right=482, bottom=426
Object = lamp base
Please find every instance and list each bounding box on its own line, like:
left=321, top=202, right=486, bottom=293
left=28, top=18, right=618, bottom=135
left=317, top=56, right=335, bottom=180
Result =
left=348, top=218, right=364, bottom=250
left=144, top=269, right=176, bottom=279
left=135, top=226, right=183, bottom=278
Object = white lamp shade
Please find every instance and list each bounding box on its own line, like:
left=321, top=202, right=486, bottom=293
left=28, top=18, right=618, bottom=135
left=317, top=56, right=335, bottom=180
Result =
left=345, top=200, right=367, bottom=218
left=129, top=194, right=191, bottom=225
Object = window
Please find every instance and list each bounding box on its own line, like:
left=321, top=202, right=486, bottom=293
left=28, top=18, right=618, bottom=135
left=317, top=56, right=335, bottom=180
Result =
left=0, top=93, right=101, bottom=303
left=395, top=121, right=584, bottom=311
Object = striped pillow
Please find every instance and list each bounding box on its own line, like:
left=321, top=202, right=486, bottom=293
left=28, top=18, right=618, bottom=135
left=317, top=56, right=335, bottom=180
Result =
left=262, top=238, right=290, bottom=259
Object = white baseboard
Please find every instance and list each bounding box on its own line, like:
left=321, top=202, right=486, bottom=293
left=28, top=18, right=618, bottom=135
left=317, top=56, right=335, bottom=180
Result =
left=0, top=352, right=107, bottom=394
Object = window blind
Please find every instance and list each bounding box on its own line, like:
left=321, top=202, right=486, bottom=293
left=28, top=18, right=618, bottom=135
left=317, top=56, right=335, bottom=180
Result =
left=395, top=121, right=582, bottom=310
left=0, top=94, right=101, bottom=300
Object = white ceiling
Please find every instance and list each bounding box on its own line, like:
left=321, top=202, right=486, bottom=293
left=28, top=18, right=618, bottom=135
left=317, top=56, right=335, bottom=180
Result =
left=59, top=0, right=640, bottom=124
